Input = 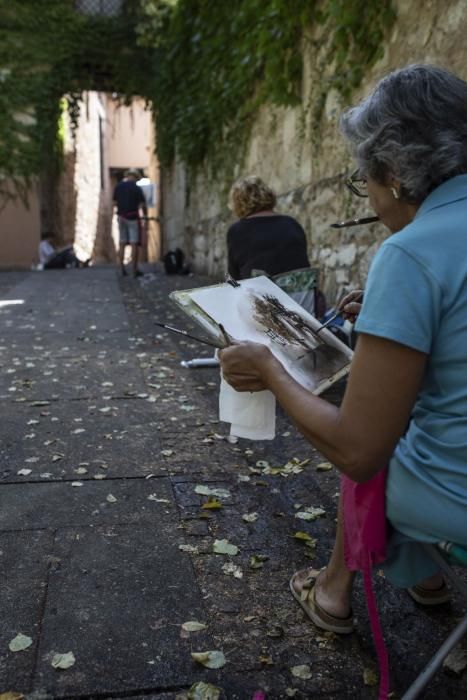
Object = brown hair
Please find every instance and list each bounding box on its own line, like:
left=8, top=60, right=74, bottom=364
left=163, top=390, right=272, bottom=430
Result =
left=228, top=176, right=277, bottom=218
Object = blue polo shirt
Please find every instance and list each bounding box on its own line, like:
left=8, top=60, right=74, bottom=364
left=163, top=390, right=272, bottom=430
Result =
left=355, top=174, right=467, bottom=566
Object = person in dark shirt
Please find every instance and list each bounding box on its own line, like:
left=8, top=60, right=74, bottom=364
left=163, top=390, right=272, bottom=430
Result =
left=113, top=169, right=147, bottom=278
left=227, top=176, right=310, bottom=280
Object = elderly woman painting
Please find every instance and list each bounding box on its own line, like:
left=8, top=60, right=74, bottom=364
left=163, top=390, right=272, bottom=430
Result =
left=227, top=176, right=310, bottom=280
left=220, top=64, right=467, bottom=633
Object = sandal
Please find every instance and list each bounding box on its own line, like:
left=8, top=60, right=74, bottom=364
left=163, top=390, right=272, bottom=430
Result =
left=289, top=569, right=354, bottom=634
left=408, top=582, right=450, bottom=606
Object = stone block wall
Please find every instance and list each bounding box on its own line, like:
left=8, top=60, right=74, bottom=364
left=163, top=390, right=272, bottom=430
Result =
left=161, top=0, right=467, bottom=304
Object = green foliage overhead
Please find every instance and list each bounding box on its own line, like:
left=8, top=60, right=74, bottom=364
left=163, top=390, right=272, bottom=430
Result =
left=0, top=0, right=396, bottom=199
left=137, top=0, right=395, bottom=169
left=0, top=0, right=152, bottom=200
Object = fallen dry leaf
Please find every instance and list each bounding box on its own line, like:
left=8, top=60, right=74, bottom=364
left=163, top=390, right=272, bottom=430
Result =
left=316, top=461, right=333, bottom=471
left=195, top=485, right=230, bottom=499
left=8, top=633, right=33, bottom=652
left=363, top=668, right=378, bottom=686
left=258, top=654, right=274, bottom=665
left=181, top=621, right=207, bottom=632
left=250, top=554, right=269, bottom=569
left=106, top=494, right=117, bottom=503
left=179, top=544, right=199, bottom=554
left=0, top=693, right=25, bottom=700
left=443, top=647, right=467, bottom=675
left=191, top=650, right=226, bottom=669
left=242, top=512, right=259, bottom=523
left=293, top=531, right=314, bottom=542
left=148, top=494, right=170, bottom=503
left=212, top=539, right=238, bottom=556
left=221, top=562, right=243, bottom=578
left=291, top=664, right=312, bottom=679
left=187, top=681, right=222, bottom=700
left=51, top=651, right=75, bottom=669
left=201, top=497, right=222, bottom=510
left=295, top=507, right=326, bottom=521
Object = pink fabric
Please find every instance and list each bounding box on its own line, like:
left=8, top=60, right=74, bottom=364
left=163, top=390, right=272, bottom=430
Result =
left=342, top=469, right=388, bottom=570
left=342, top=469, right=389, bottom=700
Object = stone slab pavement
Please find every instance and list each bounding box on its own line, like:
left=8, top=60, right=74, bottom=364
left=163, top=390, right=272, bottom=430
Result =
left=0, top=267, right=466, bottom=699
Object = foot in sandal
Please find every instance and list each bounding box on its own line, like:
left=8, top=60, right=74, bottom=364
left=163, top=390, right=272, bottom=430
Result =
left=289, top=568, right=354, bottom=634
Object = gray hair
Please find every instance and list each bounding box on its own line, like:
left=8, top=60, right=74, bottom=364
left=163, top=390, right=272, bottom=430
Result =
left=340, top=64, right=467, bottom=203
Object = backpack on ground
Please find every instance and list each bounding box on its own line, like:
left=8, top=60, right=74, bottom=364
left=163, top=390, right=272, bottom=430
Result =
left=164, top=247, right=191, bottom=275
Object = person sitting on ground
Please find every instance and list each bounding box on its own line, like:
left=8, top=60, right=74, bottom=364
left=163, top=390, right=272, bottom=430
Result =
left=227, top=176, right=310, bottom=280
left=38, top=232, right=89, bottom=270
left=220, top=64, right=467, bottom=634
left=113, top=169, right=147, bottom=278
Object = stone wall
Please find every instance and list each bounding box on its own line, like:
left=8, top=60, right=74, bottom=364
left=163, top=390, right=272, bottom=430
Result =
left=161, top=0, right=467, bottom=302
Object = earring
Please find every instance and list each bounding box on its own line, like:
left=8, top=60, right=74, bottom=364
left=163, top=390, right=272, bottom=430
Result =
left=391, top=186, right=400, bottom=200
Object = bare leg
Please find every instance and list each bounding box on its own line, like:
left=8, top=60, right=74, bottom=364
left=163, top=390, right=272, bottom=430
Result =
left=293, top=494, right=445, bottom=619
left=119, top=244, right=127, bottom=275
left=131, top=243, right=139, bottom=276
left=314, top=495, right=355, bottom=617
left=293, top=495, right=355, bottom=618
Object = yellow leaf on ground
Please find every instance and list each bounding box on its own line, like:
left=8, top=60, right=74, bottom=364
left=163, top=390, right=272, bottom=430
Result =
left=201, top=497, right=222, bottom=510
left=293, top=531, right=313, bottom=541
left=363, top=668, right=378, bottom=686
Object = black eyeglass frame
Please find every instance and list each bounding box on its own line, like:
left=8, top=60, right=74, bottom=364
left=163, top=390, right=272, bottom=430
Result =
left=345, top=169, right=368, bottom=198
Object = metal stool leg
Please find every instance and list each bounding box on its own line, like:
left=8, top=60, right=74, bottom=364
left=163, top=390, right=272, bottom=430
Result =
left=401, top=614, right=467, bottom=699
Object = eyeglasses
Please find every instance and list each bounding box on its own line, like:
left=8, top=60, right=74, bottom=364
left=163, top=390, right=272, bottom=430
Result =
left=345, top=169, right=368, bottom=198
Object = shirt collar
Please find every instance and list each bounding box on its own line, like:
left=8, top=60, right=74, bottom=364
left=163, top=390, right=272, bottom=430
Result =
left=415, top=174, right=467, bottom=219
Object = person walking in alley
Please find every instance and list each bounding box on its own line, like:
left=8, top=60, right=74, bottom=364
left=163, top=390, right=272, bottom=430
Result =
left=113, top=169, right=147, bottom=278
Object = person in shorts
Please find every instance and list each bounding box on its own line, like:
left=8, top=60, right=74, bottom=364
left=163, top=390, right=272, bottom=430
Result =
left=113, top=169, right=147, bottom=278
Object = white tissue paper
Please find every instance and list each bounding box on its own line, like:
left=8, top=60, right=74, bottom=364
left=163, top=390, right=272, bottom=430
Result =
left=219, top=376, right=276, bottom=440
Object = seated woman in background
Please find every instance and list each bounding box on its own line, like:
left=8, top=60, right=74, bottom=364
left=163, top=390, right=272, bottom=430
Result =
left=39, top=232, right=90, bottom=270
left=227, top=176, right=310, bottom=280
left=220, top=64, right=467, bottom=634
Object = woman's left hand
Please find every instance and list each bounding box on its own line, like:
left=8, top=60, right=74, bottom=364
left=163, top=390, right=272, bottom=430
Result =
left=219, top=341, right=276, bottom=392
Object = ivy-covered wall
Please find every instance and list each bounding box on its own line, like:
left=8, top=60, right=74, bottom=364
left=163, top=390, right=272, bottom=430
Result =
left=159, top=0, right=467, bottom=301
left=0, top=0, right=394, bottom=197
left=4, top=0, right=467, bottom=293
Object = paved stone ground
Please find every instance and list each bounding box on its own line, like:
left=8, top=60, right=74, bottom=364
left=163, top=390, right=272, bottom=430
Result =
left=0, top=266, right=466, bottom=700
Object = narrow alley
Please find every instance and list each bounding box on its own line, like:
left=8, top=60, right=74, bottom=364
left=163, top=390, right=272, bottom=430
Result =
left=0, top=268, right=465, bottom=699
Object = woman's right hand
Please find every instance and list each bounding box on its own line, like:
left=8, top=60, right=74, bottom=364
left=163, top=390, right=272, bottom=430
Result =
left=338, top=289, right=364, bottom=323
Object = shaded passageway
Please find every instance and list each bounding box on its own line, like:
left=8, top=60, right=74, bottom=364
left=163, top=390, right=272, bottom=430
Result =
left=0, top=268, right=465, bottom=698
